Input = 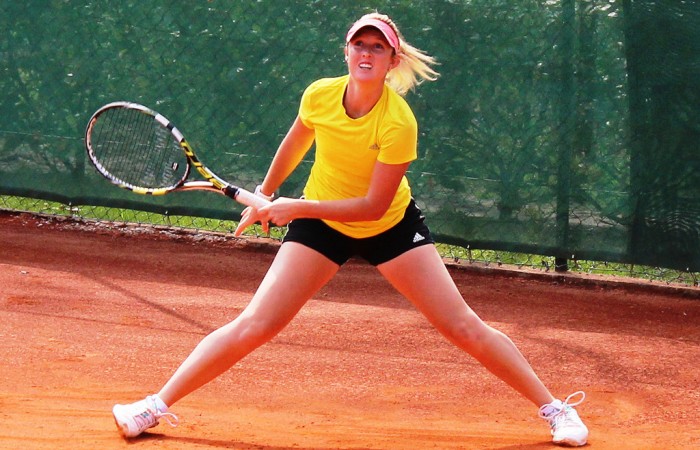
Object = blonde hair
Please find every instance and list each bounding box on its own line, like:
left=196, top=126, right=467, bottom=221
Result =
left=357, top=13, right=439, bottom=96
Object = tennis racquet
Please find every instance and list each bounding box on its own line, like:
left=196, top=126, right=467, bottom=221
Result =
left=85, top=101, right=269, bottom=209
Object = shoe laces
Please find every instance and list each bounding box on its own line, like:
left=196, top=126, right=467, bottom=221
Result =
left=539, top=391, right=585, bottom=428
left=140, top=396, right=179, bottom=429
left=154, top=410, right=179, bottom=428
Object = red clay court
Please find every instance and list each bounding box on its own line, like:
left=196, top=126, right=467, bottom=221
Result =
left=1, top=212, right=699, bottom=449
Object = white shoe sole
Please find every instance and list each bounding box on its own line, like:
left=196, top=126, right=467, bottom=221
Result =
left=553, top=436, right=587, bottom=447
left=112, top=405, right=132, bottom=438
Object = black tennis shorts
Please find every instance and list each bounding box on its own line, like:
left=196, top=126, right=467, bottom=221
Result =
left=283, top=199, right=435, bottom=266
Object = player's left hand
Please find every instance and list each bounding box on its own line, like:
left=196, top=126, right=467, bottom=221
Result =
left=234, top=205, right=269, bottom=236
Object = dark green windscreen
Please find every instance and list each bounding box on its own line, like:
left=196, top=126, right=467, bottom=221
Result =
left=2, top=1, right=699, bottom=271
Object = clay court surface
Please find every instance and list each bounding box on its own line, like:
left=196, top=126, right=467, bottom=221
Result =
left=1, top=211, right=699, bottom=449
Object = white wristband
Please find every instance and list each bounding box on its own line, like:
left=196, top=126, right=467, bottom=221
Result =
left=254, top=184, right=275, bottom=202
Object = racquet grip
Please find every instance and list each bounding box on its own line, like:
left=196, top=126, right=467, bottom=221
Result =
left=227, top=186, right=271, bottom=209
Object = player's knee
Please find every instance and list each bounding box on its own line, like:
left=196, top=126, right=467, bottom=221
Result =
left=441, top=317, right=492, bottom=351
left=234, top=314, right=286, bottom=345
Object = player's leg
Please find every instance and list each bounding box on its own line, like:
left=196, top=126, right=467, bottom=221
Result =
left=377, top=244, right=588, bottom=446
left=377, top=244, right=555, bottom=406
left=113, top=242, right=339, bottom=438
left=158, top=241, right=339, bottom=405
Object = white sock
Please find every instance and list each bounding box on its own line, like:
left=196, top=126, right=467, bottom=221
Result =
left=151, top=394, right=169, bottom=412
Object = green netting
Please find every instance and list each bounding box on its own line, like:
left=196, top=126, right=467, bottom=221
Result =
left=1, top=1, right=699, bottom=271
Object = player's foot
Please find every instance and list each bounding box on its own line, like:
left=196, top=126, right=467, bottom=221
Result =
left=539, top=391, right=589, bottom=446
left=112, top=394, right=178, bottom=438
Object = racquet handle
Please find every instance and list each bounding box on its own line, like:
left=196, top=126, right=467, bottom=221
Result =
left=225, top=186, right=271, bottom=209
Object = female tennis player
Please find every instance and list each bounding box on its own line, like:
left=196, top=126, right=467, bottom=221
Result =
left=112, top=12, right=589, bottom=447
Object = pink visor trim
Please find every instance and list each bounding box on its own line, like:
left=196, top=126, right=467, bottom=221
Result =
left=346, top=18, right=400, bottom=50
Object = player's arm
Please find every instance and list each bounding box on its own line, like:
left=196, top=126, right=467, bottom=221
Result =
left=258, top=116, right=315, bottom=197
left=234, top=159, right=408, bottom=236
left=261, top=160, right=410, bottom=225
left=234, top=116, right=313, bottom=236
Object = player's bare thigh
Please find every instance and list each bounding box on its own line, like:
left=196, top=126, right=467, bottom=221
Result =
left=236, top=241, right=340, bottom=332
left=377, top=244, right=482, bottom=333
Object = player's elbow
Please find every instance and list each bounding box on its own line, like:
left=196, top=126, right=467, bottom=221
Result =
left=363, top=200, right=391, bottom=221
left=365, top=210, right=385, bottom=221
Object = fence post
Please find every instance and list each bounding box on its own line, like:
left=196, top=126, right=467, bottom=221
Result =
left=555, top=0, right=576, bottom=272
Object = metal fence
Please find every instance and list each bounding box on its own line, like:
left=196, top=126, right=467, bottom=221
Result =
left=2, top=1, right=699, bottom=277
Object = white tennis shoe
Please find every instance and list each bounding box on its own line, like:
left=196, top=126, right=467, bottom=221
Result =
left=539, top=391, right=589, bottom=446
left=112, top=394, right=178, bottom=438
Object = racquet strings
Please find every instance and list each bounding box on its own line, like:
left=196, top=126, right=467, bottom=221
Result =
left=90, top=107, right=189, bottom=190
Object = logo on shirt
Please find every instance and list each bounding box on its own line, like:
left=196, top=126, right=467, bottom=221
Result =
left=369, top=143, right=380, bottom=151
left=413, top=232, right=425, bottom=243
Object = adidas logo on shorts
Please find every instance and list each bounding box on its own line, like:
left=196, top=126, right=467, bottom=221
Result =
left=413, top=232, right=425, bottom=243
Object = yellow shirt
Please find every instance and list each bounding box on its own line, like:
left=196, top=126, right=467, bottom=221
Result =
left=299, top=75, right=418, bottom=238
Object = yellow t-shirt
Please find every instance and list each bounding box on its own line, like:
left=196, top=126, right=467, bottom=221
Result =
left=298, top=75, right=418, bottom=238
